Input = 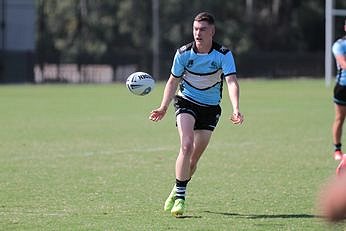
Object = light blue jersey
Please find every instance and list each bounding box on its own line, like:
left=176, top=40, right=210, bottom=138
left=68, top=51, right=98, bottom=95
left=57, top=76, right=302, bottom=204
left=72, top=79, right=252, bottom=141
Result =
left=171, top=41, right=236, bottom=106
left=332, top=37, right=346, bottom=85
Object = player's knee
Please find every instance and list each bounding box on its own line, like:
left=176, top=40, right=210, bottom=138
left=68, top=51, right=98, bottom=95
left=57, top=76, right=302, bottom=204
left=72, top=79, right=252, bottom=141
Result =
left=180, top=141, right=194, bottom=156
left=181, top=145, right=193, bottom=156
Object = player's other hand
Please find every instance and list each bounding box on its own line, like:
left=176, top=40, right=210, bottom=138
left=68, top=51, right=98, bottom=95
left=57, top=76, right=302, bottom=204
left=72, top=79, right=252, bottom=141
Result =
left=149, top=107, right=167, bottom=122
left=230, top=112, right=244, bottom=125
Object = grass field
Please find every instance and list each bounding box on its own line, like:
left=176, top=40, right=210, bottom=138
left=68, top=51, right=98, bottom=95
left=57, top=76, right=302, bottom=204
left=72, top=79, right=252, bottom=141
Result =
left=0, top=79, right=344, bottom=230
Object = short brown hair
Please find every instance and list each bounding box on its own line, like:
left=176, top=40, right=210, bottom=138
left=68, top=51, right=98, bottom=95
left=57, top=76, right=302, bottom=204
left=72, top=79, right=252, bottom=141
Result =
left=194, top=12, right=215, bottom=25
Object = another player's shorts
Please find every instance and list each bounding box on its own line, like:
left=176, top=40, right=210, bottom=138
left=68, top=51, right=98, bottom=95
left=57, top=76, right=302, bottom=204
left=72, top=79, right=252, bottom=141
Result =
left=334, top=83, right=346, bottom=105
left=173, top=95, right=221, bottom=131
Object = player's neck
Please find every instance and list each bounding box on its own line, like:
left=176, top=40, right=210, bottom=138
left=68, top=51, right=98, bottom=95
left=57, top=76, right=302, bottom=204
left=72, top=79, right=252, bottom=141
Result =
left=195, top=41, right=212, bottom=54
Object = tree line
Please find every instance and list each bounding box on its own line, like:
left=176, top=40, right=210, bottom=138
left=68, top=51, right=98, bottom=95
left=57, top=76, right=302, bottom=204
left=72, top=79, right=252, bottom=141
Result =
left=35, top=0, right=346, bottom=78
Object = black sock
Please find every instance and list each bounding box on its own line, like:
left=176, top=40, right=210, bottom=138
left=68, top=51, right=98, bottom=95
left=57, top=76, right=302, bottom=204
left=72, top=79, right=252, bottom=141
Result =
left=175, top=179, right=190, bottom=200
left=335, top=143, right=342, bottom=151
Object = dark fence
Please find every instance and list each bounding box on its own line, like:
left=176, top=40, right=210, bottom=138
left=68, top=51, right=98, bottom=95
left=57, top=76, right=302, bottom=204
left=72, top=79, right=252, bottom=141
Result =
left=236, top=52, right=325, bottom=78
left=0, top=51, right=327, bottom=83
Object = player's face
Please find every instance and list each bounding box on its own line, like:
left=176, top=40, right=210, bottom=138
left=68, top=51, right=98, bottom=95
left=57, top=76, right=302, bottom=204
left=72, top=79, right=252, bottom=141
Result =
left=193, top=20, right=215, bottom=48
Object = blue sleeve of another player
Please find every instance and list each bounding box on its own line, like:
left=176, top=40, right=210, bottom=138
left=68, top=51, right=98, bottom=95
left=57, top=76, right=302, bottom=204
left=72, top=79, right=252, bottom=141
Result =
left=171, top=50, right=185, bottom=77
left=332, top=41, right=346, bottom=56
left=222, top=51, right=237, bottom=76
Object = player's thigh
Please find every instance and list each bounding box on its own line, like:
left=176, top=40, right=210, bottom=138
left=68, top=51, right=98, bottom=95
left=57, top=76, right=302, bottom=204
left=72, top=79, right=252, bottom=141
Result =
left=335, top=104, right=346, bottom=120
left=176, top=113, right=195, bottom=142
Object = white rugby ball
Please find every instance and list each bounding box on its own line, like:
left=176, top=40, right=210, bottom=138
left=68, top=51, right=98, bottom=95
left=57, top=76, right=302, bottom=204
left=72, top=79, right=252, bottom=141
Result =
left=126, top=72, right=155, bottom=96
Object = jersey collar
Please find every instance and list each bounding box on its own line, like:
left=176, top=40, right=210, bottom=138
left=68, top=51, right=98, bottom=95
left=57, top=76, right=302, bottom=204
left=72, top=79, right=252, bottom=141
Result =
left=192, top=41, right=214, bottom=54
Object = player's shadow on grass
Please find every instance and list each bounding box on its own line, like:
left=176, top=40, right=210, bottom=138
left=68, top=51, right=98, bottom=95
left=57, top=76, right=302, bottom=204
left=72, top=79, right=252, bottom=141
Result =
left=176, top=215, right=203, bottom=219
left=204, top=211, right=320, bottom=219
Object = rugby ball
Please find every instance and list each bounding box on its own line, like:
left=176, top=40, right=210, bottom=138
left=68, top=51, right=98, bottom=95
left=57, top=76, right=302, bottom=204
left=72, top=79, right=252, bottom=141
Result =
left=126, top=72, right=155, bottom=96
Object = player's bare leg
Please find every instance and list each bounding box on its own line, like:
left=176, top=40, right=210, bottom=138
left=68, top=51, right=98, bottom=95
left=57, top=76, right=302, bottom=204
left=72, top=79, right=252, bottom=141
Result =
left=189, top=130, right=212, bottom=177
left=164, top=113, right=194, bottom=216
left=175, top=113, right=195, bottom=181
left=334, top=104, right=346, bottom=175
left=333, top=104, right=346, bottom=160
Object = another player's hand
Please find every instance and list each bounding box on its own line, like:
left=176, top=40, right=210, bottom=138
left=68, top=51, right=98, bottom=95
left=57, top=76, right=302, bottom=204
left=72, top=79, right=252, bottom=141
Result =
left=230, top=112, right=244, bottom=125
left=149, top=107, right=167, bottom=122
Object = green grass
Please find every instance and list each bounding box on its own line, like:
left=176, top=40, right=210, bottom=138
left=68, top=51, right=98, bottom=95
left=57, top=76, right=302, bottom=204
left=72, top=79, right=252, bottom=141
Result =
left=0, top=79, right=343, bottom=230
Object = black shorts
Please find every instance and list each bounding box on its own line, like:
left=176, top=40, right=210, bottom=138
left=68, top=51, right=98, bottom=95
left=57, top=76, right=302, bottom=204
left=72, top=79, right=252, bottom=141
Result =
left=173, top=95, right=221, bottom=131
left=334, top=84, right=346, bottom=105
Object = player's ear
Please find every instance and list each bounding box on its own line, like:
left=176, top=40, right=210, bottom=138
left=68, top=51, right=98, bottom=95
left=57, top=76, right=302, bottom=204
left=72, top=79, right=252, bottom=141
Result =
left=211, top=26, right=215, bottom=36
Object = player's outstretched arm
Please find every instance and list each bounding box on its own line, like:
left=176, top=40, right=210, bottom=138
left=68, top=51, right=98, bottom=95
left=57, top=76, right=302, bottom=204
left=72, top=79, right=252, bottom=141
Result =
left=149, top=75, right=180, bottom=122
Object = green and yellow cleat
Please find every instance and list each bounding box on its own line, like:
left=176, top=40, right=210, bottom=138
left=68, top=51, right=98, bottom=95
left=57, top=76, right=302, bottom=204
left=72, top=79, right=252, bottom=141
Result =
left=164, top=185, right=176, bottom=212
left=171, top=198, right=185, bottom=217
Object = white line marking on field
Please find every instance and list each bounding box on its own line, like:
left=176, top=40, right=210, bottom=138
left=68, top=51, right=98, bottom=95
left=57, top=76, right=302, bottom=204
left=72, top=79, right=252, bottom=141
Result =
left=113, top=146, right=174, bottom=154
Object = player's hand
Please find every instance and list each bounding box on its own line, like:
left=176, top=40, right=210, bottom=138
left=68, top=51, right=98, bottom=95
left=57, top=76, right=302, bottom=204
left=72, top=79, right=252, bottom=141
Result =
left=230, top=112, right=244, bottom=125
left=149, top=107, right=167, bottom=122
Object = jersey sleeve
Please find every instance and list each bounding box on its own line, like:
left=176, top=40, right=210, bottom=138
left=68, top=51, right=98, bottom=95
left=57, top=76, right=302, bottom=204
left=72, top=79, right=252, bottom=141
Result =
left=222, top=51, right=237, bottom=77
left=170, top=50, right=185, bottom=77
left=332, top=41, right=346, bottom=56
